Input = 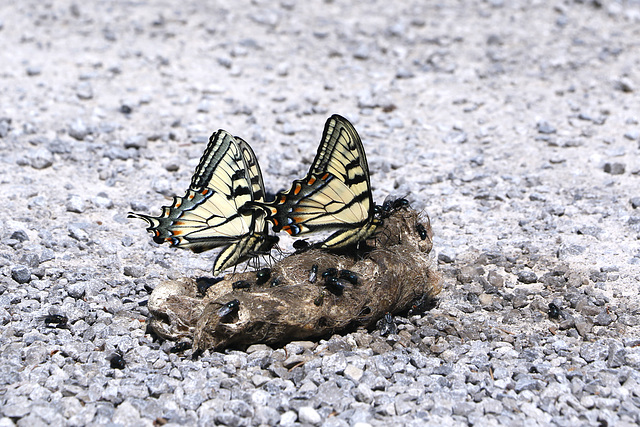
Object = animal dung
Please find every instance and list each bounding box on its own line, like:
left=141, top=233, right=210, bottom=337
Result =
left=147, top=208, right=440, bottom=351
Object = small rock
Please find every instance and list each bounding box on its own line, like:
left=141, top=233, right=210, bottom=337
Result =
left=68, top=282, right=87, bottom=298
left=66, top=195, right=86, bottom=213
left=630, top=197, right=640, bottom=209
left=297, top=407, right=321, bottom=426
left=20, top=253, right=39, bottom=268
left=123, top=265, right=145, bottom=278
left=517, top=271, right=537, bottom=284
left=614, top=77, right=635, bottom=93
left=580, top=342, right=608, bottom=362
left=353, top=45, right=370, bottom=60
left=396, top=68, right=414, bottom=79
left=354, top=383, right=374, bottom=403
left=514, top=375, right=540, bottom=392
left=163, top=161, right=180, bottom=172
left=537, top=121, right=556, bottom=134
left=28, top=148, right=54, bottom=169
left=603, top=162, right=625, bottom=175
left=280, top=410, right=297, bottom=425
left=624, top=130, right=639, bottom=140
left=68, top=119, right=90, bottom=140
left=68, top=223, right=89, bottom=241
left=0, top=117, right=11, bottom=137
left=124, top=135, right=147, bottom=149
left=26, top=66, right=42, bottom=76
left=438, top=250, right=455, bottom=264
left=76, top=81, right=93, bottom=100
left=92, top=192, right=113, bottom=209
left=344, top=364, right=364, bottom=382
left=321, top=352, right=347, bottom=375
left=11, top=265, right=31, bottom=284
left=11, top=230, right=29, bottom=242
left=594, top=309, right=613, bottom=326
left=557, top=244, right=585, bottom=259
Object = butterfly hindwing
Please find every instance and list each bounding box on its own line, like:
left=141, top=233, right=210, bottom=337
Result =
left=129, top=130, right=276, bottom=275
left=258, top=115, right=379, bottom=249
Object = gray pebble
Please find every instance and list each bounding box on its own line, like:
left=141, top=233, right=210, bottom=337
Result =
left=11, top=265, right=31, bottom=284
left=557, top=244, right=585, bottom=259
left=594, top=309, right=614, bottom=326
left=68, top=282, right=87, bottom=299
left=26, top=65, right=42, bottom=76
left=603, top=162, right=625, bottom=174
left=20, top=253, right=39, bottom=268
left=76, top=81, right=93, bottom=100
left=69, top=119, right=91, bottom=140
left=514, top=374, right=540, bottom=392
left=27, top=148, right=54, bottom=169
left=517, top=271, right=537, bottom=284
left=298, top=406, right=321, bottom=425
left=280, top=410, right=297, bottom=425
left=537, top=121, right=556, bottom=134
left=630, top=197, right=640, bottom=209
left=353, top=44, right=370, bottom=60
left=68, top=223, right=90, bottom=241
left=0, top=117, right=10, bottom=137
left=92, top=192, right=114, bottom=209
left=580, top=342, right=609, bottom=362
left=623, top=130, right=639, bottom=140
left=66, top=195, right=86, bottom=213
left=124, top=135, right=147, bottom=149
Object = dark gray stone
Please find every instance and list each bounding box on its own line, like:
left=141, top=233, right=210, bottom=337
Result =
left=517, top=271, right=537, bottom=284
left=11, top=265, right=31, bottom=284
left=603, top=162, right=625, bottom=174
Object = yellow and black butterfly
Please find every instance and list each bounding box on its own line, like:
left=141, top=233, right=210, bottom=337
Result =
left=129, top=130, right=278, bottom=276
left=247, top=114, right=380, bottom=249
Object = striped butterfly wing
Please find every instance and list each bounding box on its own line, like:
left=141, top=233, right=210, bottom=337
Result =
left=129, top=130, right=276, bottom=275
left=212, top=137, right=278, bottom=275
left=263, top=115, right=379, bottom=249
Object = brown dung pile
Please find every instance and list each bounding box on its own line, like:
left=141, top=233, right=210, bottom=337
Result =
left=147, top=207, right=440, bottom=351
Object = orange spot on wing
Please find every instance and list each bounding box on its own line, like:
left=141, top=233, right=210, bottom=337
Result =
left=188, top=194, right=194, bottom=200
left=282, top=225, right=293, bottom=235
left=201, top=189, right=209, bottom=196
left=293, top=183, right=302, bottom=195
left=308, top=176, right=316, bottom=185
left=175, top=201, right=182, bottom=208
left=321, top=173, right=330, bottom=180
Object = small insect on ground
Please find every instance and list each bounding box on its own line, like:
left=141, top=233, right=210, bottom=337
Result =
left=548, top=303, right=562, bottom=319
left=416, top=223, right=428, bottom=240
left=339, top=269, right=358, bottom=285
left=377, top=312, right=397, bottom=336
left=255, top=268, right=271, bottom=286
left=218, top=299, right=240, bottom=319
left=309, top=264, right=318, bottom=283
left=324, top=276, right=346, bottom=296
left=43, top=314, right=68, bottom=329
left=109, top=352, right=126, bottom=369
left=232, top=280, right=251, bottom=290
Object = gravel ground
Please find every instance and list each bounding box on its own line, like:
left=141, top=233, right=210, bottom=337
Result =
left=1, top=0, right=640, bottom=426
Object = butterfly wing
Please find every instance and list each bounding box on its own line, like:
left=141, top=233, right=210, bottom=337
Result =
left=129, top=130, right=276, bottom=275
left=260, top=114, right=379, bottom=249
left=211, top=137, right=278, bottom=275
